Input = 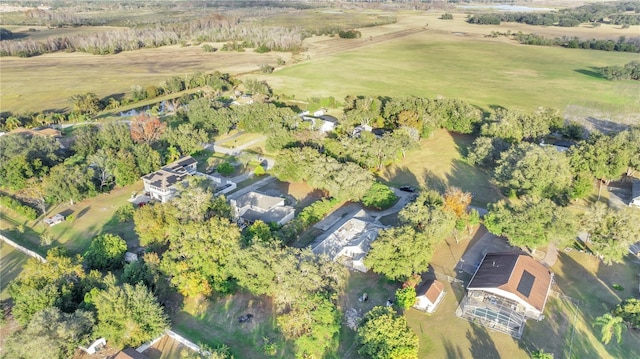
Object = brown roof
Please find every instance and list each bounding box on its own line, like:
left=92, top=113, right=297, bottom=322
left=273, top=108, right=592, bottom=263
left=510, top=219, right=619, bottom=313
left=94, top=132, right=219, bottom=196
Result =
left=468, top=253, right=552, bottom=312
left=113, top=348, right=147, bottom=359
left=422, top=280, right=445, bottom=304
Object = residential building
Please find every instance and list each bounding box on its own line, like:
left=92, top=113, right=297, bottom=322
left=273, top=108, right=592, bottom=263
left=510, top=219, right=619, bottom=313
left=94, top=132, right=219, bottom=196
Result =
left=141, top=156, right=197, bottom=203
left=456, top=252, right=554, bottom=339
left=414, top=279, right=446, bottom=313
left=230, top=191, right=295, bottom=226
left=310, top=210, right=385, bottom=272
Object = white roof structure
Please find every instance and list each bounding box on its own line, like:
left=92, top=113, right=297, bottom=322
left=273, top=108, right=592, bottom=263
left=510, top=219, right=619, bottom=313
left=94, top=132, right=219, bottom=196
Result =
left=311, top=210, right=384, bottom=272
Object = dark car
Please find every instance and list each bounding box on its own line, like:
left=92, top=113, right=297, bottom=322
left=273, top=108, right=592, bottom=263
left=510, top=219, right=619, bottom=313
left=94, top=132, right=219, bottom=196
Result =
left=399, top=185, right=416, bottom=193
left=238, top=314, right=254, bottom=323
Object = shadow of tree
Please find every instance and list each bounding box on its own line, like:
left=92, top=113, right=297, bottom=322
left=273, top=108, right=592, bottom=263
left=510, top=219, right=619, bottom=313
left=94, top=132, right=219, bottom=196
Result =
left=423, top=169, right=447, bottom=193
left=574, top=68, right=606, bottom=80
left=466, top=323, right=500, bottom=358
left=446, top=159, right=503, bottom=207
left=583, top=116, right=630, bottom=134
left=442, top=337, right=465, bottom=359
left=380, top=166, right=420, bottom=188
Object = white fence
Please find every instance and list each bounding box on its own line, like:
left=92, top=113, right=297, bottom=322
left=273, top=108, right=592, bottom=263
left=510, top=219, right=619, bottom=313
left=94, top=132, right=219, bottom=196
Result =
left=0, top=233, right=46, bottom=262
left=136, top=329, right=201, bottom=354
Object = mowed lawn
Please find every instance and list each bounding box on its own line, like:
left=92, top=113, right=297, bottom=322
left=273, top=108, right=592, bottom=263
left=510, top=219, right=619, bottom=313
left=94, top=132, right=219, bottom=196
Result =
left=0, top=243, right=30, bottom=300
left=381, top=129, right=503, bottom=207
left=264, top=29, right=640, bottom=115
left=0, top=182, right=142, bottom=255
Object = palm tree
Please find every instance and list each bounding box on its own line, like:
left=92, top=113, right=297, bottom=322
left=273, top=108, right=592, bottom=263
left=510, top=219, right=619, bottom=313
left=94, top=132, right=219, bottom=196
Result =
left=593, top=313, right=625, bottom=344
left=4, top=116, right=22, bottom=131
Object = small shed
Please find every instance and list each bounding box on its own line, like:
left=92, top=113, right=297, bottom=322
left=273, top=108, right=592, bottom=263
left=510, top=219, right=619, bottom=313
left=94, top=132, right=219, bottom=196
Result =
left=414, top=280, right=446, bottom=313
left=44, top=214, right=65, bottom=226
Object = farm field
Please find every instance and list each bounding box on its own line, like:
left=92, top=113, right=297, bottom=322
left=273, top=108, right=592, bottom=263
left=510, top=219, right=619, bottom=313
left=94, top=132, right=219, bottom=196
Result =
left=265, top=24, right=640, bottom=118
left=0, top=44, right=290, bottom=113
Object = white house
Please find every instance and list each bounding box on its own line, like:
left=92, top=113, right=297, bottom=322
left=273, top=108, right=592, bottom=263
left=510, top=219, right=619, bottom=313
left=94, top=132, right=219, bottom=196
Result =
left=141, top=156, right=198, bottom=203
left=230, top=191, right=295, bottom=226
left=311, top=210, right=385, bottom=272
left=456, top=253, right=554, bottom=339
left=414, top=280, right=446, bottom=313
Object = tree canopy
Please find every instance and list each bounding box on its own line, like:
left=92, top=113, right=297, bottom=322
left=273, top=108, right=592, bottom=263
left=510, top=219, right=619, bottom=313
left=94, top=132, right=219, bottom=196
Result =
left=357, top=306, right=419, bottom=359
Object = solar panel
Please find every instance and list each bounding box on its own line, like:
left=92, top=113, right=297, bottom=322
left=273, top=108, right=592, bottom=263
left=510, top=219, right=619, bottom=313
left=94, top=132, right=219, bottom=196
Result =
left=516, top=270, right=535, bottom=297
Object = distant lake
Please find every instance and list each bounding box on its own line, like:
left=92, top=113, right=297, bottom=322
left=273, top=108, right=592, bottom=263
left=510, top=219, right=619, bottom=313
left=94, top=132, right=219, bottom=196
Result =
left=457, top=5, right=556, bottom=12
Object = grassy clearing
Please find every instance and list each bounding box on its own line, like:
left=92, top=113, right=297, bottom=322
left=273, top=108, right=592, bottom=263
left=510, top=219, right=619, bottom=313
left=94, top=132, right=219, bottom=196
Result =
left=0, top=183, right=142, bottom=255
left=1, top=45, right=290, bottom=113
left=381, top=129, right=503, bottom=207
left=0, top=242, right=30, bottom=300
left=172, top=292, right=294, bottom=358
left=264, top=21, right=640, bottom=115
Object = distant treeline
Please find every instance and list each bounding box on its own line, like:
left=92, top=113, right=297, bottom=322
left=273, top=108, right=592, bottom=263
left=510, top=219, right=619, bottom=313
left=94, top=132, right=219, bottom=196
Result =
left=468, top=1, right=640, bottom=26
left=487, top=31, right=640, bottom=53
left=0, top=14, right=303, bottom=57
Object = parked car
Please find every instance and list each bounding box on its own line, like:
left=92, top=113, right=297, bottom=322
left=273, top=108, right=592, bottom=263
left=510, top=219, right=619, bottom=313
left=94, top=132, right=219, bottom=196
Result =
left=399, top=185, right=416, bottom=193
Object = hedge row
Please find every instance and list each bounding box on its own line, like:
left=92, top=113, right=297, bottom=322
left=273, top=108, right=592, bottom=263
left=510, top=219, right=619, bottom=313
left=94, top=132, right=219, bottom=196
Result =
left=0, top=195, right=38, bottom=220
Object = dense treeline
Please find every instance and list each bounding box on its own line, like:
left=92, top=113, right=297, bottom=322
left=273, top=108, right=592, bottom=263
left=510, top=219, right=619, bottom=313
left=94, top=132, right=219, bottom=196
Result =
left=0, top=14, right=302, bottom=57
left=468, top=1, right=640, bottom=26
left=600, top=61, right=640, bottom=80
left=509, top=32, right=640, bottom=53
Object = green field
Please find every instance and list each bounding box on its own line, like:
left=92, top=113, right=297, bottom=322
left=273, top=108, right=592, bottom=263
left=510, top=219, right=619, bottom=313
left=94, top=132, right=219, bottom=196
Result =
left=264, top=31, right=640, bottom=115
left=381, top=129, right=503, bottom=207
left=0, top=243, right=30, bottom=301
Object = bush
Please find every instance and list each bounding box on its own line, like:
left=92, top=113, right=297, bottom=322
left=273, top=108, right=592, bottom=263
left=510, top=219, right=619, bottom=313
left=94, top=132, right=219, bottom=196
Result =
left=202, top=44, right=217, bottom=53
left=362, top=183, right=397, bottom=210
left=440, top=13, right=453, bottom=20
left=254, top=164, right=266, bottom=176
left=254, top=44, right=271, bottom=53
left=0, top=195, right=38, bottom=220
left=217, top=162, right=234, bottom=176
left=260, top=63, right=275, bottom=74
left=395, top=287, right=416, bottom=310
left=338, top=30, right=361, bottom=39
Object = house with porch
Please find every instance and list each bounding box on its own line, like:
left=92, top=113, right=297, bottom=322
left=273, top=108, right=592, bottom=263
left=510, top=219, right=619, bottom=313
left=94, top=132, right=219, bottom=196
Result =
left=141, top=156, right=197, bottom=203
left=310, top=210, right=385, bottom=272
left=230, top=191, right=295, bottom=226
left=456, top=252, right=554, bottom=339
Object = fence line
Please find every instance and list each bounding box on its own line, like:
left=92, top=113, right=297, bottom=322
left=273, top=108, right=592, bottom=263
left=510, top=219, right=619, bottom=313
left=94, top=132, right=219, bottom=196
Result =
left=0, top=233, right=46, bottom=262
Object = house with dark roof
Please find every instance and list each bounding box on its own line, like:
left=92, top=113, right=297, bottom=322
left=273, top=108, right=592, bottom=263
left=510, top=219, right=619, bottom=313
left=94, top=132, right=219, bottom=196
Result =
left=456, top=252, right=554, bottom=339
left=230, top=191, right=295, bottom=226
left=310, top=210, right=385, bottom=272
left=141, top=156, right=197, bottom=203
left=414, top=279, right=446, bottom=313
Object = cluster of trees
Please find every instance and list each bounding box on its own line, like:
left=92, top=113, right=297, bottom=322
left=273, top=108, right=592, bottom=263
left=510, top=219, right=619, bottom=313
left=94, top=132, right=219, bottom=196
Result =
left=4, top=248, right=169, bottom=358
left=0, top=194, right=38, bottom=219
left=468, top=2, right=640, bottom=26
left=600, top=61, right=640, bottom=80
left=469, top=107, right=640, bottom=261
left=510, top=32, right=640, bottom=53
left=0, top=12, right=303, bottom=57
left=342, top=95, right=483, bottom=137
left=129, top=178, right=345, bottom=357
left=365, top=190, right=459, bottom=281
left=594, top=297, right=639, bottom=345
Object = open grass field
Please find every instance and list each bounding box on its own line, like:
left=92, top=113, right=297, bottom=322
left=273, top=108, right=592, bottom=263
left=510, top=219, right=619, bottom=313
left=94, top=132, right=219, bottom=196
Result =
left=0, top=44, right=290, bottom=113
left=264, top=18, right=640, bottom=117
left=0, top=183, right=142, bottom=255
left=0, top=242, right=30, bottom=301
left=381, top=129, right=503, bottom=207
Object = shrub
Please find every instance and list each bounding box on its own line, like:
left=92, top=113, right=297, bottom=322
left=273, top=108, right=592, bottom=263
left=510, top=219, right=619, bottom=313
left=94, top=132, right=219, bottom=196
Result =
left=260, top=63, right=275, bottom=74
left=202, top=44, right=217, bottom=53
left=254, top=164, right=266, bottom=176
left=217, top=162, right=234, bottom=176
left=0, top=195, right=38, bottom=220
left=254, top=44, right=271, bottom=53
left=338, top=30, right=361, bottom=39
left=362, top=183, right=397, bottom=210
left=440, top=13, right=453, bottom=20
left=395, top=287, right=416, bottom=310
